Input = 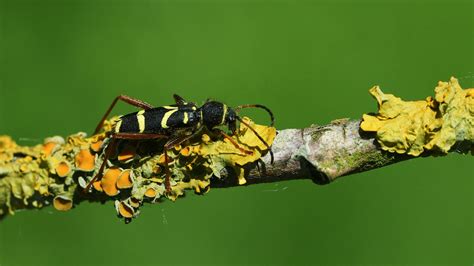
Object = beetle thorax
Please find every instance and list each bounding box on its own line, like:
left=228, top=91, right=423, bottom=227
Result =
left=200, top=101, right=228, bottom=129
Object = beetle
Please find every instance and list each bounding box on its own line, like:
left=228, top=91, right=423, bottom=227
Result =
left=85, top=94, right=274, bottom=193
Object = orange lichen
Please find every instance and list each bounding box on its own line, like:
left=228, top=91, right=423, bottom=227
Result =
left=53, top=196, right=73, bottom=211
left=144, top=188, right=157, bottom=198
left=101, top=167, right=121, bottom=196
left=90, top=140, right=103, bottom=153
left=116, top=201, right=134, bottom=218
left=118, top=144, right=137, bottom=162
left=75, top=149, right=95, bottom=172
left=180, top=146, right=191, bottom=156
left=92, top=180, right=103, bottom=192
left=157, top=154, right=166, bottom=164
left=116, top=170, right=133, bottom=189
left=0, top=114, right=276, bottom=221
left=55, top=161, right=71, bottom=177
left=42, top=142, right=57, bottom=156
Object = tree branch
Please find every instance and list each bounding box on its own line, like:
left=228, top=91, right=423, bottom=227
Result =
left=0, top=77, right=472, bottom=222
left=215, top=119, right=411, bottom=188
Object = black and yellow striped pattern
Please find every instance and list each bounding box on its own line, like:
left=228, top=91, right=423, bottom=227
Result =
left=114, top=104, right=199, bottom=134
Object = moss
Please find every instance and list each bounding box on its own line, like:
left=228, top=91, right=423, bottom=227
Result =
left=318, top=147, right=397, bottom=179
left=310, top=127, right=331, bottom=141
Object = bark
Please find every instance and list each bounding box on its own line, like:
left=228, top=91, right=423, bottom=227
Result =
left=213, top=119, right=411, bottom=187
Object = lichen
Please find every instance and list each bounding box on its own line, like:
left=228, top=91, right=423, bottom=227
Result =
left=361, top=77, right=473, bottom=156
left=0, top=117, right=276, bottom=221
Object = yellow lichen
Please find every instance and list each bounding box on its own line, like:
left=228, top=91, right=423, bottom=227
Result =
left=198, top=117, right=276, bottom=166
left=128, top=197, right=140, bottom=208
left=361, top=77, right=473, bottom=155
left=168, top=179, right=211, bottom=201
left=67, top=133, right=89, bottom=148
left=90, top=140, right=103, bottom=153
left=0, top=115, right=276, bottom=221
left=0, top=136, right=17, bottom=151
left=201, top=134, right=211, bottom=143
left=116, top=169, right=133, bottom=189
left=0, top=137, right=16, bottom=163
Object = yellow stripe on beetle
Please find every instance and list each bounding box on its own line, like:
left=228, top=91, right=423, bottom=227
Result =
left=137, top=110, right=146, bottom=133
left=183, top=112, right=189, bottom=124
left=161, top=109, right=179, bottom=129
left=221, top=104, right=227, bottom=125
left=114, top=119, right=123, bottom=133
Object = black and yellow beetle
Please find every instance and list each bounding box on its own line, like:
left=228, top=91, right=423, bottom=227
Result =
left=85, top=94, right=274, bottom=193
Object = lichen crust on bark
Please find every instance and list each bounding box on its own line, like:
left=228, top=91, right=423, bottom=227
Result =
left=0, top=117, right=276, bottom=221
left=361, top=77, right=474, bottom=156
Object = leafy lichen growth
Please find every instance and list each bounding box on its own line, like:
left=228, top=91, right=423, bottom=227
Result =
left=361, top=77, right=473, bottom=156
left=0, top=117, right=276, bottom=221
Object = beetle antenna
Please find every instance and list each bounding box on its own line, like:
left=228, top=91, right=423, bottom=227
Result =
left=236, top=116, right=274, bottom=164
left=235, top=104, right=274, bottom=127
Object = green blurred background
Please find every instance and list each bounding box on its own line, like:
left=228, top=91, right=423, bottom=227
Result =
left=0, top=0, right=473, bottom=265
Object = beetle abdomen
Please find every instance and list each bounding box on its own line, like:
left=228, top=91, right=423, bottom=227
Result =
left=114, top=105, right=198, bottom=134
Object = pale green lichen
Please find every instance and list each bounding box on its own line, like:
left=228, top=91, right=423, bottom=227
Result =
left=0, top=136, right=51, bottom=216
left=0, top=117, right=276, bottom=221
left=361, top=77, right=473, bottom=156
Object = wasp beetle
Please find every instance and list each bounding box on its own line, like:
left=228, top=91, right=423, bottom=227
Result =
left=85, top=94, right=274, bottom=193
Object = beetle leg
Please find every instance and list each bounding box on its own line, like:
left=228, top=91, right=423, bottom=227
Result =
left=84, top=137, right=118, bottom=193
left=236, top=117, right=274, bottom=164
left=212, top=129, right=253, bottom=155
left=161, top=131, right=200, bottom=193
left=84, top=132, right=168, bottom=193
left=162, top=148, right=172, bottom=193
